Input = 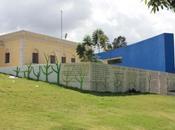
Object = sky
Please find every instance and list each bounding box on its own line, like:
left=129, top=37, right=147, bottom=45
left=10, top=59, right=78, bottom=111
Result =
left=0, top=0, right=175, bottom=44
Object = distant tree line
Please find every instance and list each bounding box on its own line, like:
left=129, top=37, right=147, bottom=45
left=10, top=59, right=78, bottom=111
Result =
left=76, top=29, right=127, bottom=62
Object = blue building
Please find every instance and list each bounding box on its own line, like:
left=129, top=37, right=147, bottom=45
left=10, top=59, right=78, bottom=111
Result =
left=97, top=33, right=175, bottom=73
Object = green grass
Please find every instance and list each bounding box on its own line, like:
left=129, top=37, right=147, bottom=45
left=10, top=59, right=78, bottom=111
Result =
left=0, top=74, right=175, bottom=130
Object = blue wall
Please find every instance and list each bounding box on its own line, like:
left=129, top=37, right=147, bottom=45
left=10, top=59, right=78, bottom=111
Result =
left=97, top=33, right=174, bottom=73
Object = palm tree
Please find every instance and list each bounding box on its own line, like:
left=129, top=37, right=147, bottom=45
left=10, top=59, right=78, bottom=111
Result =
left=85, top=49, right=96, bottom=62
left=99, top=34, right=109, bottom=51
left=82, top=35, right=93, bottom=51
left=92, top=29, right=104, bottom=45
left=83, top=35, right=93, bottom=47
left=76, top=35, right=97, bottom=62
left=76, top=44, right=85, bottom=61
left=92, top=29, right=109, bottom=52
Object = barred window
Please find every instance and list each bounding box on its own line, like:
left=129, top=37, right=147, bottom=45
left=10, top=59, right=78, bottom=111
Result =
left=32, top=53, right=39, bottom=64
left=50, top=55, right=56, bottom=64
left=5, top=53, right=10, bottom=63
left=61, top=57, right=66, bottom=63
left=71, top=58, right=76, bottom=63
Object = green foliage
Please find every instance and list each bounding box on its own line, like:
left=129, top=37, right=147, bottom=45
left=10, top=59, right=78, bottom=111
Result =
left=33, top=66, right=42, bottom=81
left=92, top=29, right=109, bottom=52
left=41, top=54, right=53, bottom=82
left=76, top=29, right=127, bottom=62
left=112, top=36, right=127, bottom=49
left=13, top=66, right=20, bottom=77
left=92, top=29, right=104, bottom=46
left=84, top=49, right=97, bottom=62
left=76, top=44, right=86, bottom=60
left=144, top=0, right=175, bottom=13
left=76, top=35, right=97, bottom=62
left=107, top=44, right=113, bottom=50
left=99, top=34, right=109, bottom=51
left=83, top=35, right=93, bottom=46
left=51, top=58, right=61, bottom=85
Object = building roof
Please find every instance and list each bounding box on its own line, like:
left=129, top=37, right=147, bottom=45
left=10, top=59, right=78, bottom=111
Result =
left=0, top=30, right=78, bottom=47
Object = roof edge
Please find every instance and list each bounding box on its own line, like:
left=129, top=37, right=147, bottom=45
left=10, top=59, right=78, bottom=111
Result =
left=0, top=30, right=78, bottom=44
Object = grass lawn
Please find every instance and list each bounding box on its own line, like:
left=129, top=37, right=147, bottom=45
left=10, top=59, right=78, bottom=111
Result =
left=0, top=74, right=175, bottom=130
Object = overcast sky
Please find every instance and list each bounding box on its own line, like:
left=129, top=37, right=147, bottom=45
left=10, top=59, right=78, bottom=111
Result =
left=0, top=0, right=175, bottom=44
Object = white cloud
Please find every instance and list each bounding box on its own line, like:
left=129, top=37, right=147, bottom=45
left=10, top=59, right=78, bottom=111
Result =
left=0, top=0, right=175, bottom=44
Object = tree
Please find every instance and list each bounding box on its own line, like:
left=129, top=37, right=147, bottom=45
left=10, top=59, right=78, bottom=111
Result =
left=92, top=29, right=109, bottom=52
left=112, top=36, right=127, bottom=49
left=83, top=35, right=93, bottom=47
left=76, top=35, right=96, bottom=62
left=76, top=29, right=127, bottom=61
left=76, top=44, right=86, bottom=60
left=85, top=49, right=96, bottom=62
left=144, top=0, right=175, bottom=13
left=99, top=34, right=109, bottom=51
left=92, top=29, right=104, bottom=47
left=107, top=44, right=113, bottom=50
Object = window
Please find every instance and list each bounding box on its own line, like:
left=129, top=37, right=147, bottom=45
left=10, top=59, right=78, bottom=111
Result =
left=107, top=58, right=122, bottom=64
left=5, top=53, right=10, bottom=63
left=32, top=53, right=39, bottom=64
left=50, top=55, right=56, bottom=64
left=71, top=58, right=76, bottom=63
left=61, top=57, right=66, bottom=63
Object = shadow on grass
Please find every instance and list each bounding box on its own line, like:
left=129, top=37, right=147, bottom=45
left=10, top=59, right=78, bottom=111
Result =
left=53, top=83, right=152, bottom=97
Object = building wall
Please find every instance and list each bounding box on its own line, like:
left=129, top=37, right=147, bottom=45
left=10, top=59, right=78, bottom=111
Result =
left=97, top=33, right=174, bottom=73
left=164, top=34, right=174, bottom=72
left=0, top=31, right=79, bottom=67
left=23, top=33, right=79, bottom=65
left=0, top=45, right=4, bottom=66
left=0, top=38, right=20, bottom=67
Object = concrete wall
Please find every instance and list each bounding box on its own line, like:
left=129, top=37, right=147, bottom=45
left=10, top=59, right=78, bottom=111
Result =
left=0, top=63, right=175, bottom=95
left=97, top=33, right=174, bottom=73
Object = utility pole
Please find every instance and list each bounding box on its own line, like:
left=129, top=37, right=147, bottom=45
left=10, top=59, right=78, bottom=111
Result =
left=61, top=10, right=63, bottom=39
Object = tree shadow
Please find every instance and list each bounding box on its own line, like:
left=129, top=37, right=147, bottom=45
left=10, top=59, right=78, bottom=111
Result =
left=55, top=84, right=152, bottom=97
